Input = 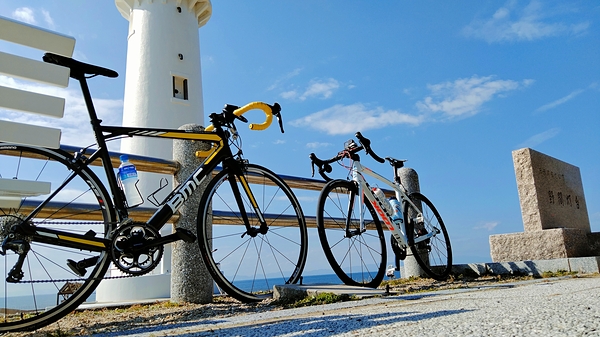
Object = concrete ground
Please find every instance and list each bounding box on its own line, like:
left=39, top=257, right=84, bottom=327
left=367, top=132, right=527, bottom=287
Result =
left=89, top=274, right=600, bottom=337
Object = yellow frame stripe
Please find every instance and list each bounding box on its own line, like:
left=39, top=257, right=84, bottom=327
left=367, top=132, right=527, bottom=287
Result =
left=239, top=175, right=259, bottom=208
left=159, top=132, right=223, bottom=141
left=57, top=235, right=106, bottom=248
left=195, top=136, right=224, bottom=158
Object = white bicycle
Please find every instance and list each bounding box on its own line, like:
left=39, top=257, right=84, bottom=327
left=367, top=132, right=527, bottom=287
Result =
left=310, top=132, right=452, bottom=287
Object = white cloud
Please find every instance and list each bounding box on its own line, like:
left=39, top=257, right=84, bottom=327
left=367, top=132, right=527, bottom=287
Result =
left=268, top=68, right=302, bottom=91
left=0, top=76, right=123, bottom=149
left=290, top=103, right=423, bottom=136
left=474, top=221, right=499, bottom=231
left=416, top=75, right=532, bottom=119
left=299, top=78, right=340, bottom=101
left=280, top=78, right=340, bottom=101
left=10, top=7, right=57, bottom=30
left=306, top=142, right=331, bottom=149
left=535, top=89, right=584, bottom=113
left=462, top=0, right=590, bottom=43
left=292, top=75, right=533, bottom=134
left=280, top=90, right=298, bottom=100
left=517, top=128, right=561, bottom=148
left=41, top=9, right=56, bottom=30
left=12, top=7, right=36, bottom=24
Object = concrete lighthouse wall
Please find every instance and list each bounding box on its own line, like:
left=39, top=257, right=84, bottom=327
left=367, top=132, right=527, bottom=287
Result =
left=116, top=0, right=210, bottom=199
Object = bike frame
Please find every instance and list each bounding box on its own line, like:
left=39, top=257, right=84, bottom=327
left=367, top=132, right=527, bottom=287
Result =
left=350, top=160, right=434, bottom=249
left=18, top=75, right=267, bottom=255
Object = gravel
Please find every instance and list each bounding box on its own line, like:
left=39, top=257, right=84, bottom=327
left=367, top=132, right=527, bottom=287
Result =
left=6, top=275, right=600, bottom=336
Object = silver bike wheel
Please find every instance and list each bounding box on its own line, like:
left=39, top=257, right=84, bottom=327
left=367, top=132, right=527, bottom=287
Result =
left=316, top=179, right=386, bottom=288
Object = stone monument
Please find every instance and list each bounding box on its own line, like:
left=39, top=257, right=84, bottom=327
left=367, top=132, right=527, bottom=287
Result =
left=490, top=148, right=599, bottom=262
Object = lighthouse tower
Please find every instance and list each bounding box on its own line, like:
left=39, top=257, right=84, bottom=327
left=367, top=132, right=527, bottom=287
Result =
left=115, top=0, right=212, bottom=199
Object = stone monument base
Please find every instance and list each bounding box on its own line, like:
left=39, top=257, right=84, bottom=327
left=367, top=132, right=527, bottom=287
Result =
left=490, top=228, right=600, bottom=262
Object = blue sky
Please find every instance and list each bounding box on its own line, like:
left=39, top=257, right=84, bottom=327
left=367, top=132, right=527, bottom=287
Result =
left=0, top=0, right=598, bottom=268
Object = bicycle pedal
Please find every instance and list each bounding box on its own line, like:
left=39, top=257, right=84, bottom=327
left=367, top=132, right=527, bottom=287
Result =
left=175, top=228, right=196, bottom=243
left=66, top=256, right=99, bottom=277
left=67, top=259, right=86, bottom=277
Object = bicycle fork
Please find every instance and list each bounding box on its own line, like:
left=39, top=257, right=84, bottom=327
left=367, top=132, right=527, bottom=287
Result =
left=228, top=173, right=268, bottom=238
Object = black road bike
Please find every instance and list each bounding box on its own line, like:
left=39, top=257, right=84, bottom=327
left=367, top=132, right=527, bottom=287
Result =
left=0, top=53, right=307, bottom=332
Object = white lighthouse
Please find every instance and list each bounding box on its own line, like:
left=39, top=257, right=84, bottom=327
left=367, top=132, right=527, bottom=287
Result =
left=95, top=0, right=212, bottom=302
left=115, top=0, right=211, bottom=199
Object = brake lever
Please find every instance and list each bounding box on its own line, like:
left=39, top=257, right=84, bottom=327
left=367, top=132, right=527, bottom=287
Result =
left=224, top=104, right=248, bottom=123
left=309, top=153, right=318, bottom=177
left=355, top=132, right=385, bottom=163
left=271, top=103, right=284, bottom=133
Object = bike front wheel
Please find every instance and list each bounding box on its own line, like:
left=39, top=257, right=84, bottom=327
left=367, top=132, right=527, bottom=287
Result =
left=197, top=163, right=308, bottom=302
left=404, top=192, right=452, bottom=281
left=316, top=179, right=386, bottom=288
left=0, top=144, right=114, bottom=332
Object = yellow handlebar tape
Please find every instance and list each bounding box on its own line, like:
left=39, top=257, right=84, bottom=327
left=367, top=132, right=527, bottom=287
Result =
left=241, top=101, right=273, bottom=131
left=203, top=101, right=273, bottom=133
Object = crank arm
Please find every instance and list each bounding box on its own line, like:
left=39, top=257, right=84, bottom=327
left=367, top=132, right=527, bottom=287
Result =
left=133, top=228, right=196, bottom=252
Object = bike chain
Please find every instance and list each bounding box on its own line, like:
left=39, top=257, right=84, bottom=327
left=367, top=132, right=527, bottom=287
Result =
left=10, top=220, right=135, bottom=284
left=36, top=221, right=113, bottom=226
left=15, top=273, right=138, bottom=284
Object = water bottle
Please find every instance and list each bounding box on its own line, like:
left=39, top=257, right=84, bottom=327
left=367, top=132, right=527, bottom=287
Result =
left=389, top=197, right=406, bottom=235
left=118, top=155, right=143, bottom=208
left=372, top=187, right=393, bottom=215
left=389, top=197, right=403, bottom=224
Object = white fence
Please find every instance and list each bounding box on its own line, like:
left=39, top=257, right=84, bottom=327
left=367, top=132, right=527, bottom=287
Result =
left=0, top=15, right=75, bottom=207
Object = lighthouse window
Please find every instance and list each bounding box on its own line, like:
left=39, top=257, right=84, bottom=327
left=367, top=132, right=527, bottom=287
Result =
left=172, top=76, right=188, bottom=100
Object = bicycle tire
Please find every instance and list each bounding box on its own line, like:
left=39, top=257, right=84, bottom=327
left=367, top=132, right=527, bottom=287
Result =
left=197, top=163, right=307, bottom=302
left=0, top=144, right=114, bottom=332
left=404, top=192, right=452, bottom=281
left=316, top=179, right=386, bottom=288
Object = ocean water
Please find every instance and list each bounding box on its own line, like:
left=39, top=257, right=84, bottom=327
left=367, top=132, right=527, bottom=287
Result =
left=223, top=271, right=400, bottom=294
left=3, top=293, right=96, bottom=311
left=224, top=273, right=346, bottom=294
left=6, top=272, right=400, bottom=311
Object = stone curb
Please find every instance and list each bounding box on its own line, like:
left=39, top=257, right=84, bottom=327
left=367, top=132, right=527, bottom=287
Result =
left=275, top=256, right=600, bottom=302
left=451, top=256, right=600, bottom=277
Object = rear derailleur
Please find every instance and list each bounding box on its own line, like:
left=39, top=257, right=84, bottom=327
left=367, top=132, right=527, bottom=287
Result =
left=0, top=214, right=32, bottom=283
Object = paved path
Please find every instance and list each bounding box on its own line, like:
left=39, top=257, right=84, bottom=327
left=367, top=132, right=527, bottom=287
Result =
left=96, top=276, right=600, bottom=336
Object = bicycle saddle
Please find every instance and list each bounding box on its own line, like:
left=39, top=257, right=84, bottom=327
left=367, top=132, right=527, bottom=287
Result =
left=43, top=52, right=118, bottom=79
left=385, top=157, right=406, bottom=169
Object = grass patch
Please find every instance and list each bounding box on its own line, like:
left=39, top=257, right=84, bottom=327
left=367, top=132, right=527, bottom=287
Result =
left=380, top=275, right=421, bottom=287
left=277, top=292, right=357, bottom=308
left=540, top=270, right=577, bottom=278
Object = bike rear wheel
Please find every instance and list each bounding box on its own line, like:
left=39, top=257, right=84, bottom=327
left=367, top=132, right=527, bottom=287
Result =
left=0, top=144, right=114, bottom=332
left=404, top=192, right=452, bottom=281
left=316, top=179, right=386, bottom=288
left=197, top=163, right=307, bottom=302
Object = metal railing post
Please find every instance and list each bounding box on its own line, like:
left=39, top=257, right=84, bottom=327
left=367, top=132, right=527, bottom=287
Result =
left=170, top=124, right=213, bottom=303
left=398, top=167, right=427, bottom=279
